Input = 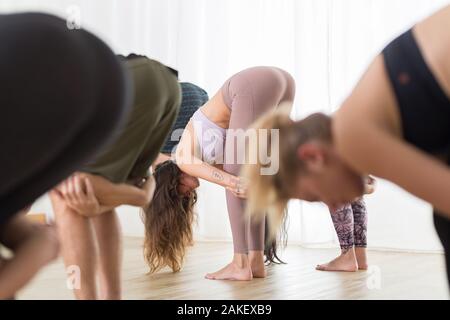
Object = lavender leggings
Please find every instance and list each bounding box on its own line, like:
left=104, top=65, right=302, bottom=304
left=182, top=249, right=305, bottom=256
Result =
left=330, top=198, right=368, bottom=251
left=221, top=66, right=295, bottom=254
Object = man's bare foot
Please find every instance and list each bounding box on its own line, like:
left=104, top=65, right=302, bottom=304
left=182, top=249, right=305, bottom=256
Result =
left=249, top=251, right=266, bottom=278
left=316, top=248, right=358, bottom=272
left=355, top=247, right=368, bottom=270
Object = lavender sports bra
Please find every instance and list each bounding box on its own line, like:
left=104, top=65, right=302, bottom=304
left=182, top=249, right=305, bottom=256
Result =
left=191, top=109, right=226, bottom=164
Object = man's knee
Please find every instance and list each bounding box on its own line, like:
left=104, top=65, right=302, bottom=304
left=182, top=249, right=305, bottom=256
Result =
left=49, top=192, right=83, bottom=221
left=35, top=225, right=60, bottom=263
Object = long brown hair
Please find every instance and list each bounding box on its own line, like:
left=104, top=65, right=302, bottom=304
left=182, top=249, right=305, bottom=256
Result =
left=141, top=160, right=197, bottom=273
left=242, top=110, right=332, bottom=239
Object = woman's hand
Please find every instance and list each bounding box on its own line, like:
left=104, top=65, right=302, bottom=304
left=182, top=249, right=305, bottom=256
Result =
left=364, top=175, right=377, bottom=195
left=226, top=176, right=249, bottom=199
left=54, top=174, right=102, bottom=217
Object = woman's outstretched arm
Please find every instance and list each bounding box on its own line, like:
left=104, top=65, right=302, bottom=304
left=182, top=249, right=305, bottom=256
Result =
left=175, top=121, right=246, bottom=198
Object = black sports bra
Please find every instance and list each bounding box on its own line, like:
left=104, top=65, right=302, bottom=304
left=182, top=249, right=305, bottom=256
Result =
left=383, top=29, right=450, bottom=160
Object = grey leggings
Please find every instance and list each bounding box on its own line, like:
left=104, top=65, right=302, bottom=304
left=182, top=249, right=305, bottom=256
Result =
left=221, top=66, right=295, bottom=254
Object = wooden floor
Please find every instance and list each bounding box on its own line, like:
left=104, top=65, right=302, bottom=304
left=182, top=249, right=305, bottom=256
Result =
left=19, top=237, right=449, bottom=300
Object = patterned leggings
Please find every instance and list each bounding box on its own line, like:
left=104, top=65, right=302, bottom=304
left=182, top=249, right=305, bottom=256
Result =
left=330, top=198, right=368, bottom=251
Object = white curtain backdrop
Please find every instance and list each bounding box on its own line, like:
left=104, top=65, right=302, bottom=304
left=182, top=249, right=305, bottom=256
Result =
left=2, top=0, right=448, bottom=251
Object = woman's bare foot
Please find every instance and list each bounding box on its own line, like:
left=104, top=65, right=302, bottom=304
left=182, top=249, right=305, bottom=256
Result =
left=355, top=247, right=368, bottom=270
left=205, top=254, right=253, bottom=281
left=249, top=251, right=266, bottom=278
left=316, top=248, right=358, bottom=272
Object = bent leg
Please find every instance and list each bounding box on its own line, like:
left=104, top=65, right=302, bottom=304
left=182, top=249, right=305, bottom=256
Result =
left=91, top=209, right=122, bottom=300
left=0, top=213, right=59, bottom=299
left=50, top=193, right=98, bottom=299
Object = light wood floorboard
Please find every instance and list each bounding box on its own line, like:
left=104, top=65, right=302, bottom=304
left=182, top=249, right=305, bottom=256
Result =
left=19, top=237, right=449, bottom=300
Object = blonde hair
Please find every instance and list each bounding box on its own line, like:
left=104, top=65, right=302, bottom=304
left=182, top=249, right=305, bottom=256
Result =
left=242, top=109, right=332, bottom=238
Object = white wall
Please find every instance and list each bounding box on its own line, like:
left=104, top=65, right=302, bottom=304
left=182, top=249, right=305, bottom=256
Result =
left=3, top=0, right=448, bottom=252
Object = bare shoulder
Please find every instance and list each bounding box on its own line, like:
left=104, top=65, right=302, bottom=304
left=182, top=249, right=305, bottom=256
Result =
left=414, top=4, right=450, bottom=97
left=334, top=4, right=450, bottom=169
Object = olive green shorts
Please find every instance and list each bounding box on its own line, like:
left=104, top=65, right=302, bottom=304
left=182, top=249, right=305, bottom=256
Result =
left=82, top=57, right=181, bottom=183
